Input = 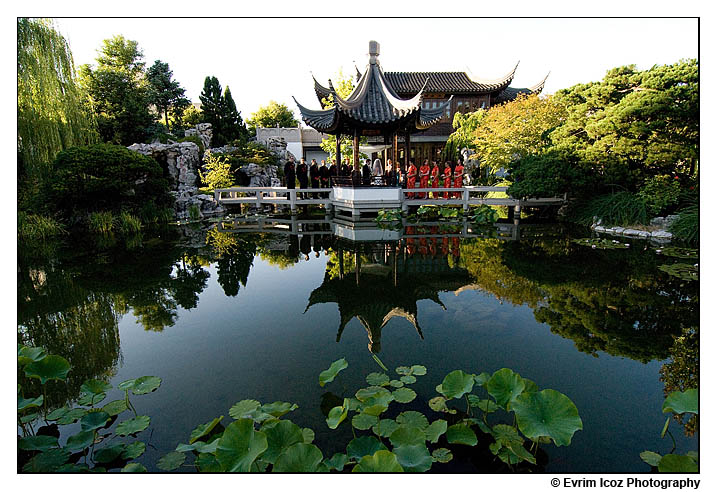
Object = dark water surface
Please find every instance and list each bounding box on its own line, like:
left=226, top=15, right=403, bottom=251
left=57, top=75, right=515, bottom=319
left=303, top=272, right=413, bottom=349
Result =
left=17, top=218, right=698, bottom=472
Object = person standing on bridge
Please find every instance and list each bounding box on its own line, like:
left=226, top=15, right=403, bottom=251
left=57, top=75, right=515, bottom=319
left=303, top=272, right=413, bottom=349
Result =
left=284, top=156, right=296, bottom=190
left=362, top=159, right=372, bottom=186
left=328, top=158, right=338, bottom=186
left=443, top=161, right=453, bottom=199
left=320, top=160, right=329, bottom=188
left=297, top=158, right=309, bottom=199
left=340, top=158, right=350, bottom=177
left=419, top=159, right=431, bottom=199
left=406, top=161, right=417, bottom=198
left=310, top=158, right=320, bottom=196
left=453, top=160, right=465, bottom=199
left=430, top=161, right=440, bottom=198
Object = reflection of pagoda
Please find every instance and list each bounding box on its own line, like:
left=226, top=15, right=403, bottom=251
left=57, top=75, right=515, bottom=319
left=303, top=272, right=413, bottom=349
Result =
left=305, top=243, right=473, bottom=352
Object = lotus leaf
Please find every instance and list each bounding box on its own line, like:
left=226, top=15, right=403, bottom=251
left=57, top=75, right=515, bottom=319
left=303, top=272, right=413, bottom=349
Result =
left=396, top=366, right=412, bottom=376
left=80, top=411, right=110, bottom=431
left=507, top=441, right=536, bottom=465
left=261, top=401, right=299, bottom=417
left=115, top=415, right=151, bottom=436
left=324, top=453, right=348, bottom=471
left=366, top=372, right=390, bottom=386
left=426, top=420, right=448, bottom=443
left=121, top=463, right=147, bottom=472
left=512, top=389, right=583, bottom=446
left=356, top=386, right=392, bottom=403
left=346, top=398, right=361, bottom=411
left=346, top=436, right=388, bottom=460
left=24, top=355, right=71, bottom=384
left=131, top=376, right=162, bottom=395
left=352, top=412, right=379, bottom=430
left=372, top=419, right=400, bottom=438
left=273, top=443, right=324, bottom=472
left=394, top=444, right=433, bottom=472
left=392, top=387, right=417, bottom=403
left=302, top=428, right=315, bottom=443
left=662, top=389, right=698, bottom=415
left=389, top=426, right=426, bottom=447
left=262, top=420, right=304, bottom=464
left=466, top=417, right=492, bottom=435
left=389, top=379, right=404, bottom=388
left=396, top=411, right=429, bottom=430
left=216, top=419, right=268, bottom=472
left=81, top=379, right=112, bottom=395
left=660, top=247, right=698, bottom=259
left=93, top=444, right=126, bottom=463
left=229, top=399, right=261, bottom=419
left=659, top=263, right=698, bottom=281
left=428, top=396, right=455, bottom=414
left=473, top=372, right=490, bottom=386
left=372, top=354, right=388, bottom=371
left=446, top=424, right=477, bottom=446
left=22, top=448, right=70, bottom=472
left=410, top=365, right=427, bottom=376
left=487, top=368, right=526, bottom=408
left=492, top=424, right=523, bottom=446
left=189, top=416, right=224, bottom=444
left=157, top=451, right=187, bottom=471
left=121, top=441, right=146, bottom=460
left=18, top=435, right=58, bottom=451
left=65, top=430, right=94, bottom=451
left=640, top=451, right=662, bottom=467
left=252, top=460, right=270, bottom=472
left=661, top=417, right=670, bottom=438
left=439, top=370, right=475, bottom=399
left=572, top=238, right=629, bottom=249
left=18, top=345, right=48, bottom=365
left=18, top=394, right=43, bottom=411
left=467, top=395, right=499, bottom=413
left=176, top=439, right=219, bottom=454
left=78, top=392, right=106, bottom=406
left=319, top=358, right=348, bottom=387
left=521, top=378, right=539, bottom=394
left=56, top=464, right=90, bottom=472
left=20, top=412, right=39, bottom=424
left=400, top=375, right=417, bottom=384
left=432, top=448, right=453, bottom=463
left=361, top=403, right=389, bottom=416
left=102, top=399, right=128, bottom=417
left=353, top=450, right=404, bottom=472
left=117, top=379, right=136, bottom=391
left=195, top=453, right=222, bottom=472
left=47, top=406, right=70, bottom=421
left=58, top=408, right=86, bottom=425
left=327, top=404, right=348, bottom=429
left=657, top=454, right=698, bottom=472
left=494, top=445, right=522, bottom=465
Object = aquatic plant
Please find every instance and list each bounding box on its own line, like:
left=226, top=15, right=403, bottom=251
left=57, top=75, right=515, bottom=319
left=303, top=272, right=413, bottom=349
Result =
left=116, top=212, right=142, bottom=235
left=658, top=263, right=698, bottom=282
left=669, top=205, right=698, bottom=245
left=375, top=209, right=403, bottom=222
left=18, top=345, right=159, bottom=472
left=572, top=238, right=629, bottom=250
left=640, top=389, right=698, bottom=472
left=17, top=212, right=67, bottom=242
left=470, top=205, right=499, bottom=225
left=88, top=211, right=115, bottom=234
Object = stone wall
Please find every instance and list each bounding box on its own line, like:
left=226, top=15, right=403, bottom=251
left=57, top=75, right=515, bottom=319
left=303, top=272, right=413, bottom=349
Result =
left=590, top=215, right=678, bottom=242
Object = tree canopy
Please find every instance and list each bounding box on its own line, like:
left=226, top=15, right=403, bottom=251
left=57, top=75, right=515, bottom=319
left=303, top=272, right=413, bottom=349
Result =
left=247, top=101, right=299, bottom=131
left=199, top=76, right=249, bottom=147
left=146, top=60, right=191, bottom=132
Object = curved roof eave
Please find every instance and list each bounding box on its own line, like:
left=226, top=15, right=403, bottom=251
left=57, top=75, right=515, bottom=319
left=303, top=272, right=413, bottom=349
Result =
left=467, top=61, right=519, bottom=92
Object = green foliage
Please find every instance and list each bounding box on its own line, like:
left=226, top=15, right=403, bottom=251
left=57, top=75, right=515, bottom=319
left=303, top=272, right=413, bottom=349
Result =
left=17, top=212, right=67, bottom=242
left=178, top=134, right=205, bottom=155
left=508, top=150, right=594, bottom=198
left=570, top=191, right=649, bottom=227
left=116, top=212, right=142, bottom=235
left=638, top=175, right=683, bottom=216
left=145, top=60, right=190, bottom=131
left=318, top=358, right=348, bottom=387
left=247, top=100, right=299, bottom=130
left=199, top=151, right=233, bottom=190
left=199, top=76, right=249, bottom=146
left=470, top=205, right=499, bottom=225
left=47, top=144, right=172, bottom=222
left=88, top=211, right=115, bottom=234
left=669, top=204, right=699, bottom=245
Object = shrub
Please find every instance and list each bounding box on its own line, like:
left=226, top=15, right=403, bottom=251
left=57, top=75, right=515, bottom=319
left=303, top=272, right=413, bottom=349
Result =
left=17, top=212, right=66, bottom=241
left=47, top=144, right=173, bottom=220
left=638, top=175, right=682, bottom=216
left=669, top=205, right=698, bottom=245
left=199, top=151, right=233, bottom=190
left=88, top=211, right=115, bottom=234
left=570, top=192, right=650, bottom=227
left=507, top=150, right=594, bottom=199
left=188, top=204, right=201, bottom=221
left=116, top=211, right=142, bottom=235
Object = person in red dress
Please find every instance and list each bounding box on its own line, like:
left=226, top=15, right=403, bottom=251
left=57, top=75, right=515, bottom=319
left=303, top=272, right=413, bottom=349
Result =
left=430, top=161, right=440, bottom=198
left=418, top=160, right=430, bottom=199
left=453, top=161, right=464, bottom=199
left=443, top=162, right=453, bottom=199
left=405, top=226, right=416, bottom=255
left=406, top=161, right=417, bottom=199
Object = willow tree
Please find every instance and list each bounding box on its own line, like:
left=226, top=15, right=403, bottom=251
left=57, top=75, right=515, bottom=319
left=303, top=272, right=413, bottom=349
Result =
left=17, top=18, right=98, bottom=189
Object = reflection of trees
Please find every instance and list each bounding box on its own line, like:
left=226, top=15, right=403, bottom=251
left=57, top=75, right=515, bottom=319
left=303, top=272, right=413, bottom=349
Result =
left=206, top=228, right=257, bottom=297
left=170, top=255, right=211, bottom=310
left=660, top=326, right=699, bottom=436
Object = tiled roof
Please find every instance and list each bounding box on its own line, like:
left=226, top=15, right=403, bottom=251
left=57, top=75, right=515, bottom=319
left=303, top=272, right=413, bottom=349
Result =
left=384, top=63, right=518, bottom=95
left=494, top=72, right=550, bottom=104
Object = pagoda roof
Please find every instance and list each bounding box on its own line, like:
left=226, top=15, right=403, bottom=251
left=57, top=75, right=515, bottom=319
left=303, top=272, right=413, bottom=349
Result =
left=494, top=72, right=550, bottom=104
left=384, top=63, right=519, bottom=96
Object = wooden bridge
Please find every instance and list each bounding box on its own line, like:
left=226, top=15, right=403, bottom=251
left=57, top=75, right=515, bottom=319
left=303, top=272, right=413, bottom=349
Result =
left=213, top=185, right=565, bottom=219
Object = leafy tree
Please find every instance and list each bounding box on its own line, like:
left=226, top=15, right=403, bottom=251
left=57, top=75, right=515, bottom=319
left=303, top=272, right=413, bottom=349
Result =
left=199, top=152, right=233, bottom=190
left=145, top=60, right=191, bottom=131
left=319, top=70, right=367, bottom=161
left=17, top=18, right=98, bottom=203
left=79, top=35, right=154, bottom=145
left=199, top=77, right=248, bottom=146
left=247, top=100, right=299, bottom=131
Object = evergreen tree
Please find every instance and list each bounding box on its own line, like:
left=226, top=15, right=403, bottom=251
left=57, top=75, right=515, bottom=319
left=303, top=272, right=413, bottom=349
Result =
left=199, top=76, right=223, bottom=144
left=146, top=60, right=190, bottom=131
left=199, top=77, right=248, bottom=146
left=220, top=86, right=249, bottom=144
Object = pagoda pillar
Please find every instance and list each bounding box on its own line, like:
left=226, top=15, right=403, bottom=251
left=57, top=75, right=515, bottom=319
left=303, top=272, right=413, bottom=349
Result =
left=392, top=133, right=398, bottom=169
left=335, top=135, right=341, bottom=170
left=353, top=131, right=359, bottom=170
left=404, top=130, right=411, bottom=172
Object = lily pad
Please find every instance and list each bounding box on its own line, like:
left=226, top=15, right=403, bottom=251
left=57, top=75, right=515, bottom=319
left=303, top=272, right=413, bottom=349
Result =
left=195, top=452, right=222, bottom=472
left=229, top=400, right=261, bottom=419
left=389, top=380, right=405, bottom=388
left=662, top=389, right=698, bottom=415
left=46, top=406, right=70, bottom=421
left=438, top=370, right=475, bottom=399
left=78, top=391, right=106, bottom=406
left=261, top=401, right=298, bottom=417
left=117, top=379, right=137, bottom=391
left=121, top=463, right=147, bottom=472
left=93, top=444, right=126, bottom=463
left=324, top=453, right=348, bottom=471
left=573, top=238, right=629, bottom=249
left=400, top=375, right=417, bottom=384
left=410, top=365, right=427, bottom=376
left=18, top=394, right=43, bottom=411
left=18, top=345, right=48, bottom=366
left=446, top=423, right=477, bottom=446
left=346, top=436, right=387, bottom=460
left=115, top=415, right=151, bottom=436
left=102, top=399, right=128, bottom=417
left=273, top=443, right=324, bottom=472
left=319, top=358, right=348, bottom=387
left=640, top=450, right=662, bottom=467
left=392, top=387, right=417, bottom=403
left=216, top=418, right=268, bottom=472
left=473, top=372, right=491, bottom=386
left=657, top=454, right=698, bottom=472
left=467, top=395, right=499, bottom=413
left=326, top=404, right=348, bottom=429
left=366, top=372, right=390, bottom=386
left=176, top=439, right=219, bottom=454
left=65, top=431, right=94, bottom=451
left=432, top=448, right=453, bottom=463
left=487, top=368, right=526, bottom=408
left=80, top=410, right=110, bottom=431
left=658, top=263, right=698, bottom=281
left=352, top=412, right=379, bottom=430
left=121, top=441, right=146, bottom=460
left=131, top=376, right=162, bottom=395
left=396, top=366, right=412, bottom=376
left=428, top=396, right=456, bottom=414
left=81, top=379, right=112, bottom=395
left=394, top=444, right=433, bottom=472
left=301, top=428, right=315, bottom=444
left=262, top=420, right=304, bottom=464
left=372, top=419, right=400, bottom=438
left=157, top=451, right=186, bottom=471
left=24, top=355, right=71, bottom=384
left=660, top=247, right=698, bottom=259
left=189, top=416, right=223, bottom=443
left=353, top=450, right=404, bottom=472
left=58, top=408, right=86, bottom=425
left=22, top=449, right=70, bottom=472
left=396, top=411, right=429, bottom=430
left=389, top=426, right=426, bottom=447
left=362, top=403, right=389, bottom=416
left=18, top=435, right=58, bottom=451
left=426, top=420, right=448, bottom=443
left=512, top=389, right=583, bottom=446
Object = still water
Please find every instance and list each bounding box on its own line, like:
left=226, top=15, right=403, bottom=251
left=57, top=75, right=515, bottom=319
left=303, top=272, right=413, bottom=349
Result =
left=17, top=217, right=698, bottom=472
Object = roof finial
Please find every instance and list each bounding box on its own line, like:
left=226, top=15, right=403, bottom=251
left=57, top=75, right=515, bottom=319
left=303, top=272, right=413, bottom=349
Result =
left=369, top=40, right=380, bottom=65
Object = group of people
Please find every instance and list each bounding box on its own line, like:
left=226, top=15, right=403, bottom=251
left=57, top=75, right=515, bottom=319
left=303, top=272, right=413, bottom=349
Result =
left=284, top=156, right=466, bottom=198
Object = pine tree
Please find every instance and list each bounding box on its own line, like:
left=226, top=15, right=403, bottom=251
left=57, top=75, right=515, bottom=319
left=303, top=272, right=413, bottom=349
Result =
left=199, top=76, right=223, bottom=145
left=220, top=86, right=249, bottom=144
left=146, top=60, right=190, bottom=131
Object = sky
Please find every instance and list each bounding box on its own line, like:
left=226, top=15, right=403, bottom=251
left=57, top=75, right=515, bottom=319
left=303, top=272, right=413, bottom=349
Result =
left=52, top=17, right=698, bottom=122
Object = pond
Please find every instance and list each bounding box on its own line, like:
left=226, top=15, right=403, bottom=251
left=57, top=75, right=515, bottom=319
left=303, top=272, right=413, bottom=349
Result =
left=17, top=216, right=698, bottom=472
